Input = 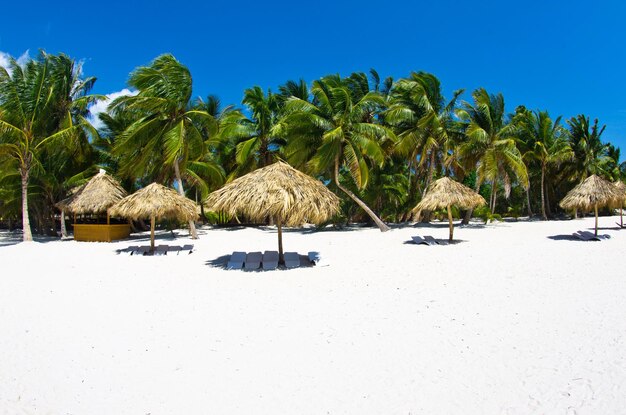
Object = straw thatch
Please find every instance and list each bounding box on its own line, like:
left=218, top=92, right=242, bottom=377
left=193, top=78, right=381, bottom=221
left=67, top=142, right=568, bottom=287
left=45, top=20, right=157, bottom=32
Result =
left=56, top=171, right=127, bottom=215
left=613, top=181, right=626, bottom=207
left=559, top=175, right=622, bottom=211
left=412, top=177, right=486, bottom=213
left=204, top=161, right=340, bottom=226
left=109, top=183, right=198, bottom=222
left=411, top=177, right=486, bottom=242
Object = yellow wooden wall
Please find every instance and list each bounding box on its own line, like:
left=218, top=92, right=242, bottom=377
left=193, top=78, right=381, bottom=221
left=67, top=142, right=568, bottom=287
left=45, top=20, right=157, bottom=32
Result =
left=73, top=224, right=131, bottom=242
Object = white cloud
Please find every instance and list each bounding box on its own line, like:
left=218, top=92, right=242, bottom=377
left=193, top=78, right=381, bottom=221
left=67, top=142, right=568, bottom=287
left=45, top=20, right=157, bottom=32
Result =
left=87, top=88, right=137, bottom=130
left=0, top=50, right=30, bottom=75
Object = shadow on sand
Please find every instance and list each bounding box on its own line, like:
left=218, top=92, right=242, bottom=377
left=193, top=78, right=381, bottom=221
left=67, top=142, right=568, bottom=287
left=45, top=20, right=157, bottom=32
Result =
left=547, top=234, right=597, bottom=242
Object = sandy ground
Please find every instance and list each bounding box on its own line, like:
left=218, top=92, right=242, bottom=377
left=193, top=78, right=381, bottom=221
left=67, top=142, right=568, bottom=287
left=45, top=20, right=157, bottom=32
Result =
left=0, top=216, right=625, bottom=415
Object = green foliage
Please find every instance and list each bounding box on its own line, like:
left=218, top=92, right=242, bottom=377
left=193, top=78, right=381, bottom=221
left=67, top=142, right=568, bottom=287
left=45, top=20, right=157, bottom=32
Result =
left=474, top=205, right=502, bottom=223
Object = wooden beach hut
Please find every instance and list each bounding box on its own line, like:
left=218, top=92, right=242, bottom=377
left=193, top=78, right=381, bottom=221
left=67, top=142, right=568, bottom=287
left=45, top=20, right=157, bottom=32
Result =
left=56, top=171, right=130, bottom=242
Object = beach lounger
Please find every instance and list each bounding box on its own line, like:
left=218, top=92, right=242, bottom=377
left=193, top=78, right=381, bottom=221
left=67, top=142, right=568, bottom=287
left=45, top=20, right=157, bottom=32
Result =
left=226, top=251, right=246, bottom=270
left=425, top=235, right=449, bottom=245
left=126, top=245, right=139, bottom=255
left=262, top=251, right=279, bottom=270
left=308, top=251, right=327, bottom=266
left=412, top=236, right=438, bottom=246
left=573, top=230, right=610, bottom=241
left=284, top=252, right=300, bottom=269
left=244, top=251, right=262, bottom=270
left=155, top=245, right=169, bottom=256
left=135, top=246, right=151, bottom=256
left=181, top=244, right=194, bottom=254
left=168, top=245, right=182, bottom=255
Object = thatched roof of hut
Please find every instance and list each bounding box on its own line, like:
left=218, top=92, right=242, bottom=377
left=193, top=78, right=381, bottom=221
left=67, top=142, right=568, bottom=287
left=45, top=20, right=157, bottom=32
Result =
left=56, top=171, right=127, bottom=214
left=109, top=182, right=198, bottom=221
left=204, top=161, right=340, bottom=226
left=559, top=175, right=622, bottom=210
left=413, top=177, right=486, bottom=212
left=614, top=181, right=626, bottom=207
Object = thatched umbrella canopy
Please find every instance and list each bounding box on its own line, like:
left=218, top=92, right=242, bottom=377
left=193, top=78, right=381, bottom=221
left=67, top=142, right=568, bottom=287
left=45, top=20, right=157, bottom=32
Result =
left=204, top=161, right=340, bottom=263
left=613, top=180, right=626, bottom=228
left=412, top=177, right=486, bottom=242
left=559, top=174, right=622, bottom=235
left=56, top=171, right=127, bottom=223
left=110, top=183, right=198, bottom=253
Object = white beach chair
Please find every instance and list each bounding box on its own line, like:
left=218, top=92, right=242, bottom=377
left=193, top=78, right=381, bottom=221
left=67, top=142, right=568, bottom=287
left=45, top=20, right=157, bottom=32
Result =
left=308, top=251, right=325, bottom=266
left=244, top=251, right=263, bottom=270
left=573, top=230, right=610, bottom=241
left=262, top=251, right=279, bottom=270
left=181, top=244, right=194, bottom=254
left=226, top=251, right=246, bottom=270
left=135, top=246, right=151, bottom=256
left=168, top=245, right=182, bottom=255
left=412, top=236, right=438, bottom=246
left=284, top=252, right=300, bottom=269
left=155, top=245, right=169, bottom=256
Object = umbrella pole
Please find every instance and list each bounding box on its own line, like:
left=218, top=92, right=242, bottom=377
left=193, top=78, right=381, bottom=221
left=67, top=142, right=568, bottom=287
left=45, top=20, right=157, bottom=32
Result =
left=447, top=204, right=454, bottom=242
left=594, top=203, right=598, bottom=236
left=621, top=207, right=623, bottom=228
left=277, top=217, right=284, bottom=265
left=150, top=215, right=156, bottom=254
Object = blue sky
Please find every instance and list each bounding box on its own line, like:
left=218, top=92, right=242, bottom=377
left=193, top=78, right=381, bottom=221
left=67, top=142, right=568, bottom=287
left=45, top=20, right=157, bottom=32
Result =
left=1, top=0, right=625, bottom=157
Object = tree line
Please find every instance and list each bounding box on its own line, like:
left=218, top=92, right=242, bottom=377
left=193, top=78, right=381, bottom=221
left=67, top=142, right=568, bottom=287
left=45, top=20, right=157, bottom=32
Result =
left=1, top=51, right=624, bottom=241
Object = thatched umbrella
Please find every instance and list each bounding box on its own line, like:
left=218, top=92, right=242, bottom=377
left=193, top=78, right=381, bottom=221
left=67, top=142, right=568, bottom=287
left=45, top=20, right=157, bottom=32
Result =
left=110, top=183, right=198, bottom=253
left=56, top=170, right=127, bottom=224
left=559, top=174, right=622, bottom=236
left=204, top=161, right=340, bottom=263
left=412, top=177, right=486, bottom=242
left=613, top=180, right=626, bottom=228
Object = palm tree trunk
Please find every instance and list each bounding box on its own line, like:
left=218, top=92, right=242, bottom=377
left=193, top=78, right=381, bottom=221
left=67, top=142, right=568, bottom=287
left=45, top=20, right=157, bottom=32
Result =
left=540, top=165, right=547, bottom=220
left=60, top=210, right=68, bottom=238
left=447, top=204, right=454, bottom=242
left=526, top=186, right=533, bottom=217
left=173, top=160, right=198, bottom=239
left=333, top=156, right=389, bottom=232
left=490, top=179, right=498, bottom=214
left=20, top=166, right=33, bottom=242
left=462, top=180, right=481, bottom=225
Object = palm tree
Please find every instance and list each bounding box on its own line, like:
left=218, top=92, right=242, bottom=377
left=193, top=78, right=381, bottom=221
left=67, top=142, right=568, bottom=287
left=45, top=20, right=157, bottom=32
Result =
left=281, top=73, right=394, bottom=231
left=519, top=110, right=573, bottom=219
left=0, top=51, right=100, bottom=241
left=457, top=88, right=528, bottom=216
left=566, top=115, right=612, bottom=181
left=227, top=86, right=284, bottom=176
left=110, top=54, right=217, bottom=239
left=385, top=72, right=464, bottom=218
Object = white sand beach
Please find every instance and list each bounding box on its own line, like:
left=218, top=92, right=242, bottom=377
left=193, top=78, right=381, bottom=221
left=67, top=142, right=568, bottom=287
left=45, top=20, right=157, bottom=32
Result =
left=1, top=216, right=625, bottom=414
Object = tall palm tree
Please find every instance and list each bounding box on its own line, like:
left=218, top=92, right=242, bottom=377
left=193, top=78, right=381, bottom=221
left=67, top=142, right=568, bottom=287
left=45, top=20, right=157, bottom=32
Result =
left=229, top=86, right=284, bottom=175
left=566, top=115, right=612, bottom=181
left=0, top=51, right=100, bottom=241
left=281, top=73, right=394, bottom=231
left=385, top=72, right=464, bottom=217
left=110, top=54, right=217, bottom=238
left=519, top=110, right=573, bottom=219
left=457, top=88, right=528, bottom=215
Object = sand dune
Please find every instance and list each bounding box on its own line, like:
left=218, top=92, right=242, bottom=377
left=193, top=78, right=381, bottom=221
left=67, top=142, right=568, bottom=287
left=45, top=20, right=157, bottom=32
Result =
left=1, top=216, right=625, bottom=414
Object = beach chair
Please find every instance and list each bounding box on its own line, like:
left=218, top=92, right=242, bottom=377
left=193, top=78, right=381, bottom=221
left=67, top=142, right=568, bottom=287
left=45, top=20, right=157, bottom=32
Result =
left=284, top=252, right=300, bottom=269
left=126, top=245, right=139, bottom=255
left=244, top=251, right=262, bottom=270
left=168, top=245, right=182, bottom=255
left=262, top=251, right=279, bottom=270
left=181, top=244, right=194, bottom=254
left=425, top=235, right=449, bottom=245
left=308, top=251, right=325, bottom=266
left=226, top=251, right=246, bottom=270
left=155, top=245, right=169, bottom=256
left=573, top=230, right=610, bottom=241
left=412, top=236, right=438, bottom=246
left=136, top=246, right=151, bottom=256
